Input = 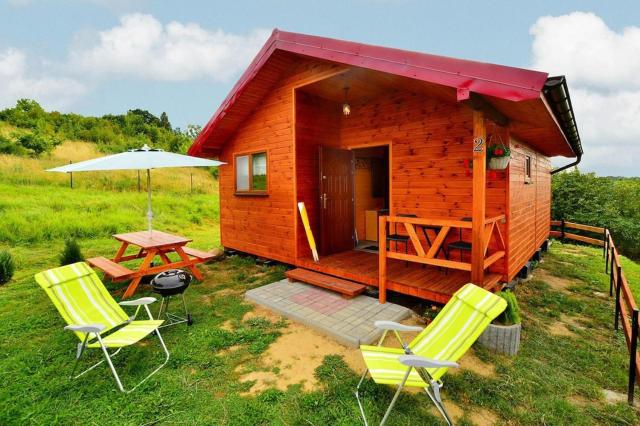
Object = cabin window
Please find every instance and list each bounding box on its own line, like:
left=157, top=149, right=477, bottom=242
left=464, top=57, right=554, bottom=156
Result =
left=525, top=155, right=532, bottom=183
left=235, top=151, right=268, bottom=195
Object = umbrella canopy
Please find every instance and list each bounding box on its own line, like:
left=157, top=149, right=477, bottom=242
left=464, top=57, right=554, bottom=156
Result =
left=47, top=145, right=224, bottom=235
left=48, top=144, right=221, bottom=172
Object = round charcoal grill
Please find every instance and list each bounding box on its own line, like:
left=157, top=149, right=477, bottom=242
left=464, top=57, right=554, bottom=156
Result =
left=151, top=269, right=193, bottom=327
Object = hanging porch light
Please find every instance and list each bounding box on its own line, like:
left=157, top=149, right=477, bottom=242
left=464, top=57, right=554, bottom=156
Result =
left=342, top=87, right=351, bottom=116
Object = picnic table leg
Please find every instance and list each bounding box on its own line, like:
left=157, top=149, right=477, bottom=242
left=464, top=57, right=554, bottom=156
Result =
left=175, top=247, right=204, bottom=281
left=113, top=242, right=129, bottom=262
left=123, top=249, right=157, bottom=299
left=158, top=252, right=172, bottom=265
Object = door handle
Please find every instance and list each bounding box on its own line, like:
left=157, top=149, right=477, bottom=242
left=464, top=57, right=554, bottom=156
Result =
left=321, top=193, right=327, bottom=209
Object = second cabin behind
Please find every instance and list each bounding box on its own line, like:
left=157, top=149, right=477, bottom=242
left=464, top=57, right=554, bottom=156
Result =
left=189, top=30, right=583, bottom=304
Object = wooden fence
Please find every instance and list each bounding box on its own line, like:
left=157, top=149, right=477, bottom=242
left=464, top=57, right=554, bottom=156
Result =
left=551, top=220, right=639, bottom=404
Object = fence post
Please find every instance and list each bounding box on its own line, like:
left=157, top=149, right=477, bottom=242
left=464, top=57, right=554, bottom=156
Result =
left=69, top=160, right=73, bottom=189
left=615, top=264, right=622, bottom=331
left=605, top=230, right=610, bottom=274
left=560, top=219, right=566, bottom=241
left=603, top=228, right=607, bottom=258
left=629, top=308, right=639, bottom=405
left=610, top=247, right=615, bottom=297
left=137, top=170, right=141, bottom=192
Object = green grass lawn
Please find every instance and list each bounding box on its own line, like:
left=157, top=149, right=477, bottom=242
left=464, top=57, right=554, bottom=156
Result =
left=0, top=161, right=639, bottom=424
left=2, top=238, right=639, bottom=424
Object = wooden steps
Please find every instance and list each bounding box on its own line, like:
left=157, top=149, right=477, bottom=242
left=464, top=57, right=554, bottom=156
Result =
left=87, top=256, right=134, bottom=281
left=285, top=268, right=367, bottom=298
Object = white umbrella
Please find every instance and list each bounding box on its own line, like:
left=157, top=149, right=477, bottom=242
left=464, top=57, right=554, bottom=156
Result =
left=48, top=144, right=224, bottom=235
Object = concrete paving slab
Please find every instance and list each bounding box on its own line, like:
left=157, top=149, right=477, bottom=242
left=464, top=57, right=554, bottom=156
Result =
left=245, top=279, right=412, bottom=348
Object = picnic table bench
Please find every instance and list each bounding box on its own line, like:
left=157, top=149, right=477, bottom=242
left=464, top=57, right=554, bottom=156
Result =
left=87, top=230, right=214, bottom=299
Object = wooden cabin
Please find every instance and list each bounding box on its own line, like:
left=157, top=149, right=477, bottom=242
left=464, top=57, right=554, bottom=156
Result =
left=189, top=30, right=583, bottom=304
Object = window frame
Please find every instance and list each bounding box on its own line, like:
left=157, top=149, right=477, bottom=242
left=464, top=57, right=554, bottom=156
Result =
left=234, top=150, right=269, bottom=196
left=524, top=154, right=533, bottom=184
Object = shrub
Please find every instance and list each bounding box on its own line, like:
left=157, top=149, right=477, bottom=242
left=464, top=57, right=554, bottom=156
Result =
left=14, top=132, right=59, bottom=156
left=497, top=290, right=521, bottom=325
left=552, top=170, right=640, bottom=260
left=59, top=239, right=84, bottom=266
left=0, top=135, right=26, bottom=155
left=0, top=250, right=15, bottom=285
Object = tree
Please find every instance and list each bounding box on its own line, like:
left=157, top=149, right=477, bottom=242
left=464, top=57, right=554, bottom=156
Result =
left=160, top=112, right=171, bottom=130
left=127, top=109, right=161, bottom=127
left=184, top=124, right=202, bottom=140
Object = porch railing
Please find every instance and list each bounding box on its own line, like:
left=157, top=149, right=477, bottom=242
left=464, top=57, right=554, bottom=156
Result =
left=377, top=215, right=506, bottom=302
left=551, top=220, right=638, bottom=404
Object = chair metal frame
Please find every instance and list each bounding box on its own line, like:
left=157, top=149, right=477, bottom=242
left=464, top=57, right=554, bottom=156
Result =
left=355, top=323, right=456, bottom=426
left=66, top=298, right=170, bottom=394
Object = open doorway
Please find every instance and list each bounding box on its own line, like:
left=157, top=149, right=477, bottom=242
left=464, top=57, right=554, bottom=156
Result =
left=353, top=146, right=389, bottom=252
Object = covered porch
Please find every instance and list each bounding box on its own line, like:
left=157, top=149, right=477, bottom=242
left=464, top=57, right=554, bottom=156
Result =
left=293, top=65, right=509, bottom=303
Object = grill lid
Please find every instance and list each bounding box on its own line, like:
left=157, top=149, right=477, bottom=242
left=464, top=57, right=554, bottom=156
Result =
left=151, top=269, right=192, bottom=295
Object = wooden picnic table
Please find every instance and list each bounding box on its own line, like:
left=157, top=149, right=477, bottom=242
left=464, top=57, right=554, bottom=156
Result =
left=87, top=230, right=214, bottom=299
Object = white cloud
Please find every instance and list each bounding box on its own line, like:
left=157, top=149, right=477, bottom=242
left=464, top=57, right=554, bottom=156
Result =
left=6, top=0, right=32, bottom=7
left=530, top=12, right=640, bottom=176
left=69, top=13, right=270, bottom=82
left=0, top=48, right=86, bottom=111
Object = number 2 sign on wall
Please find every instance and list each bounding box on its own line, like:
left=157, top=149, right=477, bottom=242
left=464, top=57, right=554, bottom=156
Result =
left=473, top=137, right=484, bottom=153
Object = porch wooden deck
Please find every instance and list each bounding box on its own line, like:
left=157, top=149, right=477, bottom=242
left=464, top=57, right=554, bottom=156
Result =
left=297, top=250, right=501, bottom=304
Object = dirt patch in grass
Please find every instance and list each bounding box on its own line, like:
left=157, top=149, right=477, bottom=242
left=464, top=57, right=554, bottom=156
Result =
left=214, top=288, right=242, bottom=297
left=568, top=394, right=590, bottom=407
left=470, top=407, right=499, bottom=426
left=566, top=251, right=587, bottom=257
left=219, top=320, right=234, bottom=331
left=430, top=401, right=498, bottom=426
left=242, top=305, right=285, bottom=323
left=548, top=321, right=575, bottom=337
left=547, top=312, right=592, bottom=338
left=454, top=351, right=497, bottom=379
left=239, top=309, right=499, bottom=395
left=535, top=269, right=580, bottom=294
left=239, top=311, right=364, bottom=394
left=560, top=313, right=588, bottom=329
left=603, top=389, right=627, bottom=405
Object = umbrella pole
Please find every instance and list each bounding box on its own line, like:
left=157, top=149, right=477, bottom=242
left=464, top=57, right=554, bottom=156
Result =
left=147, top=169, right=153, bottom=237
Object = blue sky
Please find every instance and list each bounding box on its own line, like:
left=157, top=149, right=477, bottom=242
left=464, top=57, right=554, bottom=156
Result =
left=1, top=1, right=639, bottom=175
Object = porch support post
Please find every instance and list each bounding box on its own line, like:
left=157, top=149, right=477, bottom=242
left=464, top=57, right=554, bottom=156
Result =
left=379, top=215, right=387, bottom=304
left=471, top=110, right=486, bottom=285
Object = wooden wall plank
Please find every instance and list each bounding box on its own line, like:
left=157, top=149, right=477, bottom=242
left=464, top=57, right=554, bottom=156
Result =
left=507, top=138, right=552, bottom=281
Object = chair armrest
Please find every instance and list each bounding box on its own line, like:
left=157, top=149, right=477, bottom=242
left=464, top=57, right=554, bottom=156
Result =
left=64, top=324, right=105, bottom=333
left=374, top=320, right=423, bottom=332
left=398, top=355, right=459, bottom=369
left=119, top=297, right=157, bottom=306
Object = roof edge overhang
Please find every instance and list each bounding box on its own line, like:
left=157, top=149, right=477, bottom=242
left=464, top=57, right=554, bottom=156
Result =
left=543, top=75, right=583, bottom=159
left=189, top=29, right=580, bottom=158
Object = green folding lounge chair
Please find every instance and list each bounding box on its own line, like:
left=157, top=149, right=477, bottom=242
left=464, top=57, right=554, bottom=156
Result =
left=356, top=283, right=507, bottom=426
left=35, top=262, right=170, bottom=393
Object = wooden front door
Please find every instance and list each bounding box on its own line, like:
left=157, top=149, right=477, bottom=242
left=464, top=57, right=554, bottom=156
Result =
left=319, top=147, right=354, bottom=255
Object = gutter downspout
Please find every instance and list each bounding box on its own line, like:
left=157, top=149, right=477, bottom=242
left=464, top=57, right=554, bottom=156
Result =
left=551, top=153, right=582, bottom=175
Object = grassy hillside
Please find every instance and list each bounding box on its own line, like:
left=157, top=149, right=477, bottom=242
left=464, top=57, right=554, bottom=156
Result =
left=0, top=137, right=217, bottom=193
left=0, top=138, right=220, bottom=262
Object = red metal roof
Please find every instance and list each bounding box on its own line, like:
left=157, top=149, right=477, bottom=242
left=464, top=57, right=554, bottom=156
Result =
left=189, top=29, right=556, bottom=157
